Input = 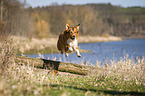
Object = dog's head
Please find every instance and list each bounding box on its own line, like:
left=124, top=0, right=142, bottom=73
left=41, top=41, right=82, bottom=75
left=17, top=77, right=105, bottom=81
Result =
left=64, top=23, right=80, bottom=40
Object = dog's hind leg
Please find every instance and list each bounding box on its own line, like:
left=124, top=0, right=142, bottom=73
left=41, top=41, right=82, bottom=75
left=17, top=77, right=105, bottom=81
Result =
left=65, top=52, right=69, bottom=57
left=61, top=49, right=65, bottom=54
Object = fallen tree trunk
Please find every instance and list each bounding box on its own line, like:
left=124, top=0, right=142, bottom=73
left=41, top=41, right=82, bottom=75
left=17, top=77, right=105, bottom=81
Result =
left=15, top=56, right=88, bottom=75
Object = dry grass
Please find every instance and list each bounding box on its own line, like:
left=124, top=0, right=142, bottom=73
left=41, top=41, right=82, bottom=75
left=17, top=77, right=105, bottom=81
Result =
left=0, top=36, right=16, bottom=75
left=10, top=36, right=57, bottom=53
left=0, top=53, right=144, bottom=95
left=79, top=35, right=122, bottom=43
left=93, top=55, right=145, bottom=83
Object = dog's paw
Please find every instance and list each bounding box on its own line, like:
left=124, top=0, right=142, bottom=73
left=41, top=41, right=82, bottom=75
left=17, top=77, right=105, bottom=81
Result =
left=77, top=55, right=81, bottom=58
left=65, top=53, right=69, bottom=57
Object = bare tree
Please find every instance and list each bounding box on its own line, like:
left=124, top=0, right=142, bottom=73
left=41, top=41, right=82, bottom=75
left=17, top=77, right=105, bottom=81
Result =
left=1, top=0, right=3, bottom=20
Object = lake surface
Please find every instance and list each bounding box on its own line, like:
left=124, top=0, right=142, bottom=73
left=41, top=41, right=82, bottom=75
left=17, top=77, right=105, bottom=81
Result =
left=26, top=39, right=145, bottom=65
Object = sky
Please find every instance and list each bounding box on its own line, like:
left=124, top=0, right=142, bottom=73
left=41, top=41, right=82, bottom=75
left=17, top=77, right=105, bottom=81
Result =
left=24, top=0, right=145, bottom=8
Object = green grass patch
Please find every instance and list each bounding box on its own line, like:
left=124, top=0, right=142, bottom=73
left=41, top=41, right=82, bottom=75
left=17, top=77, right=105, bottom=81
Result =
left=2, top=72, right=145, bottom=96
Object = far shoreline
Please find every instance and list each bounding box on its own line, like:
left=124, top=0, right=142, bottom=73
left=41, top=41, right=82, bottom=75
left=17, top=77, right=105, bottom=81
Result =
left=78, top=35, right=122, bottom=43
left=9, top=35, right=124, bottom=55
left=121, top=35, right=145, bottom=39
left=10, top=35, right=145, bottom=55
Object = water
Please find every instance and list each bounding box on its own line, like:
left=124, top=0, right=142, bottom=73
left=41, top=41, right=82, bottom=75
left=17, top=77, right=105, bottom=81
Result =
left=26, top=39, right=145, bottom=65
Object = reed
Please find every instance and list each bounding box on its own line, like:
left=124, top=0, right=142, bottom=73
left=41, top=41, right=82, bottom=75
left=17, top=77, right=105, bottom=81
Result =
left=0, top=35, right=16, bottom=75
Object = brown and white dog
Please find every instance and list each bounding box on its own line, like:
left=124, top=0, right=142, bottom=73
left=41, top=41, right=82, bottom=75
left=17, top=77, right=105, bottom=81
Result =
left=57, top=23, right=81, bottom=57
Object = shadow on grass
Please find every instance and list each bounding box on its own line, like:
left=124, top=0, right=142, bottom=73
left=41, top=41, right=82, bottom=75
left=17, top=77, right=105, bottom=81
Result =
left=49, top=84, right=145, bottom=95
left=42, top=59, right=60, bottom=71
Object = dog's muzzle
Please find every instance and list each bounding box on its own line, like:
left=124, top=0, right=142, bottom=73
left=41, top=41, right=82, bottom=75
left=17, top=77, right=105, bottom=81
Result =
left=71, top=35, right=76, bottom=40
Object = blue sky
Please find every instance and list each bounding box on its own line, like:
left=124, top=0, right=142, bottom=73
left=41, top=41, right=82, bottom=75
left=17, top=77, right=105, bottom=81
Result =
left=25, top=0, right=145, bottom=8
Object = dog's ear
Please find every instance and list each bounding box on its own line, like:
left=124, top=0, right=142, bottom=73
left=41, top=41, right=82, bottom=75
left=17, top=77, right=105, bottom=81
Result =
left=76, top=24, right=80, bottom=30
left=66, top=23, right=70, bottom=30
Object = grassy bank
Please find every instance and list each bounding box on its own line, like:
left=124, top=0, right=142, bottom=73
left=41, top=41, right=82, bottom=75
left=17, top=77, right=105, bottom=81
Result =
left=0, top=56, right=145, bottom=96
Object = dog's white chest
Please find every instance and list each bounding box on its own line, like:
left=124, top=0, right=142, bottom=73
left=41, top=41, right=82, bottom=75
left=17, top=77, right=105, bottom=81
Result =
left=67, top=39, right=78, bottom=48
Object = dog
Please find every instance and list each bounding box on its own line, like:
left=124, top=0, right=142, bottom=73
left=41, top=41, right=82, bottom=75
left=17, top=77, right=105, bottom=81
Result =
left=57, top=23, right=81, bottom=57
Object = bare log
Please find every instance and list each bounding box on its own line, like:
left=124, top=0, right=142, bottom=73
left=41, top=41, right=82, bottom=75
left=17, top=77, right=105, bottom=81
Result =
left=15, top=56, right=88, bottom=75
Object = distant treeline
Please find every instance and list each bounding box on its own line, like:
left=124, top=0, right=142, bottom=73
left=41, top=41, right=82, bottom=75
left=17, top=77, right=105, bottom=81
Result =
left=1, top=0, right=145, bottom=38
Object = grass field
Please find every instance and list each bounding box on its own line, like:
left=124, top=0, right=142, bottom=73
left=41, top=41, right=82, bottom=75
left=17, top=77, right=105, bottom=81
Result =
left=0, top=36, right=144, bottom=96
left=0, top=54, right=145, bottom=95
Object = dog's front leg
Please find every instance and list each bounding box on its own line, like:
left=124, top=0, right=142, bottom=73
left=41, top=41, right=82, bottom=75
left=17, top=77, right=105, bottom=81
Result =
left=66, top=46, right=73, bottom=57
left=74, top=47, right=81, bottom=57
left=65, top=45, right=72, bottom=57
left=67, top=45, right=73, bottom=52
left=68, top=47, right=73, bottom=52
